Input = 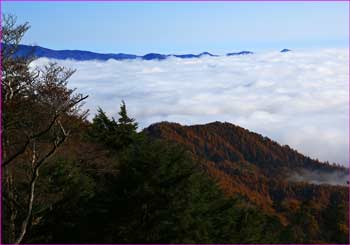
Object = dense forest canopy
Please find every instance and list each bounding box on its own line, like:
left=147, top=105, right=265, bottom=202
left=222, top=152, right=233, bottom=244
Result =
left=2, top=15, right=349, bottom=244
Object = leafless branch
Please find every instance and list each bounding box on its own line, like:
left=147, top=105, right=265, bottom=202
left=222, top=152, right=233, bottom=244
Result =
left=14, top=135, right=68, bottom=244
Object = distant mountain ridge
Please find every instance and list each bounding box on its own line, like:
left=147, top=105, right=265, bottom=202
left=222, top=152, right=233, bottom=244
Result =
left=11, top=44, right=262, bottom=61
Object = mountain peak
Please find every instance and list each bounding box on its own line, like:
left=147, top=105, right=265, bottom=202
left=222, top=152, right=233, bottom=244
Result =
left=227, top=51, right=254, bottom=56
left=144, top=120, right=348, bottom=222
left=280, top=48, right=291, bottom=53
left=199, top=52, right=216, bottom=57
left=142, top=53, right=168, bottom=60
left=145, top=121, right=347, bottom=176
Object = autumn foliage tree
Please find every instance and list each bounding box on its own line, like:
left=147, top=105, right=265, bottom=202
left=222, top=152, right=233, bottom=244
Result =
left=2, top=15, right=87, bottom=244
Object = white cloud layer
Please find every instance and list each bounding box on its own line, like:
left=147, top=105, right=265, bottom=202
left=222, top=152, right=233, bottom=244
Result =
left=31, top=49, right=349, bottom=166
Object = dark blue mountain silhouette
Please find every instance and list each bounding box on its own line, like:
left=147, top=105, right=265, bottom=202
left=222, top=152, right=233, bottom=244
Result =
left=226, top=51, right=254, bottom=56
left=142, top=53, right=169, bottom=60
left=280, top=49, right=291, bottom=53
left=13, top=44, right=138, bottom=61
left=199, top=52, right=217, bottom=57
left=173, top=54, right=200, bottom=59
left=11, top=44, right=256, bottom=61
left=173, top=52, right=217, bottom=59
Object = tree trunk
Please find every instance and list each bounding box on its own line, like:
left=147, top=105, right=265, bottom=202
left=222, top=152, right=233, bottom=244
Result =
left=5, top=166, right=17, bottom=243
left=14, top=166, right=39, bottom=244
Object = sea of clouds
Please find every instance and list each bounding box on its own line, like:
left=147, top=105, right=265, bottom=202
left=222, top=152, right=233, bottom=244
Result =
left=31, top=49, right=349, bottom=166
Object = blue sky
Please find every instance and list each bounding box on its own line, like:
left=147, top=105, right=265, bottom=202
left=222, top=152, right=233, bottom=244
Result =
left=2, top=1, right=349, bottom=54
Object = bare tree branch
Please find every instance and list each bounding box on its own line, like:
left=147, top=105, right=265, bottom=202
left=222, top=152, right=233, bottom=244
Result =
left=2, top=15, right=89, bottom=243
left=14, top=135, right=67, bottom=244
left=2, top=95, right=88, bottom=167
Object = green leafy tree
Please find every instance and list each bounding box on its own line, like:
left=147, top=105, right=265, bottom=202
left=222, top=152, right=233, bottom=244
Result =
left=89, top=101, right=137, bottom=151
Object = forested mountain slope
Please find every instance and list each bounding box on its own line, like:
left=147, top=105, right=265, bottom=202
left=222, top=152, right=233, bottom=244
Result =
left=146, top=121, right=347, bottom=177
left=145, top=121, right=349, bottom=242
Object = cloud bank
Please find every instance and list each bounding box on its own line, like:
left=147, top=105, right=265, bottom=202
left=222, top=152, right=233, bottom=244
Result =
left=31, top=49, right=349, bottom=166
left=289, top=168, right=349, bottom=186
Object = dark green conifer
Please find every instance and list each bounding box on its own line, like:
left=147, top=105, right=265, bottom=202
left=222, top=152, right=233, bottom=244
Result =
left=116, top=100, right=138, bottom=148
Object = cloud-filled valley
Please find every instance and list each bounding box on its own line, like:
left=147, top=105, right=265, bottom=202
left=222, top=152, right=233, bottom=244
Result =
left=31, top=49, right=349, bottom=166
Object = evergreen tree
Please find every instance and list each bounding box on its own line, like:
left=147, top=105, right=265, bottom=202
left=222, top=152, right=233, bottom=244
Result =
left=118, top=100, right=137, bottom=129
left=89, top=102, right=137, bottom=151
left=89, top=107, right=119, bottom=148
left=117, top=100, right=138, bottom=147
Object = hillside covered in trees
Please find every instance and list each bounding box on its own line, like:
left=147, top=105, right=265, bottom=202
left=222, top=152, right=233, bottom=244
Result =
left=146, top=122, right=349, bottom=242
left=2, top=15, right=349, bottom=244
